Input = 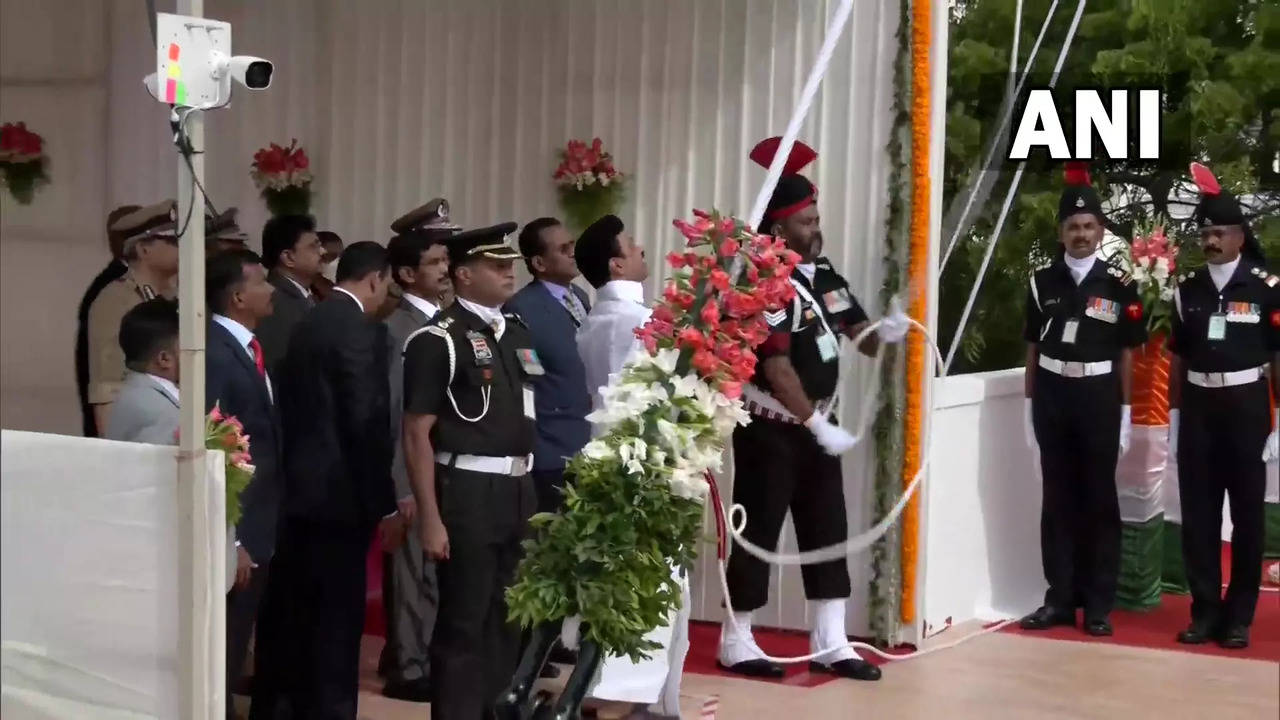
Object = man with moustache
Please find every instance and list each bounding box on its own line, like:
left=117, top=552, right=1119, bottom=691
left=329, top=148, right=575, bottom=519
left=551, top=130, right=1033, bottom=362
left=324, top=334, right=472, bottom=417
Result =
left=717, top=137, right=910, bottom=682
left=77, top=204, right=140, bottom=437
left=1020, top=163, right=1146, bottom=637
left=401, top=223, right=539, bottom=719
left=257, top=214, right=325, bottom=376
left=1168, top=162, right=1279, bottom=650
left=378, top=198, right=459, bottom=702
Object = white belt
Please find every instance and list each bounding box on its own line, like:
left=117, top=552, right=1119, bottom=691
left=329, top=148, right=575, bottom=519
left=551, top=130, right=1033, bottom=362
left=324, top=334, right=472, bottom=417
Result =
left=1186, top=366, right=1264, bottom=389
left=1037, top=354, right=1112, bottom=378
left=436, top=451, right=532, bottom=477
left=742, top=384, right=834, bottom=424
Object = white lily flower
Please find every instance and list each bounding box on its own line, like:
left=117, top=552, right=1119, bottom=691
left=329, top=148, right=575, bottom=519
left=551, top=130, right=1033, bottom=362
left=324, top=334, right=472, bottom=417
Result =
left=652, top=348, right=680, bottom=374
left=670, top=373, right=700, bottom=398
left=582, top=440, right=613, bottom=461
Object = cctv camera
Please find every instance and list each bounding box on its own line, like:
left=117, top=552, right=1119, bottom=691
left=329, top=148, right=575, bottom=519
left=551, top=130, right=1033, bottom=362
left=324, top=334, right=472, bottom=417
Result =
left=210, top=51, right=273, bottom=91
left=229, top=56, right=273, bottom=90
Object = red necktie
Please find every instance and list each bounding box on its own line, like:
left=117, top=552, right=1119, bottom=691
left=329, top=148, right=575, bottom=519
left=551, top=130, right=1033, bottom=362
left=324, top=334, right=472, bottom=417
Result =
left=248, top=337, right=267, bottom=379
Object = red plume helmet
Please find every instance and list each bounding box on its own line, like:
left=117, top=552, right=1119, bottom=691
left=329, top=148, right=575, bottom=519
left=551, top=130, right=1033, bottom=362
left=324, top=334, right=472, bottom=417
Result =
left=1063, top=161, right=1091, bottom=187
left=749, top=136, right=817, bottom=175
left=1189, top=162, right=1221, bottom=196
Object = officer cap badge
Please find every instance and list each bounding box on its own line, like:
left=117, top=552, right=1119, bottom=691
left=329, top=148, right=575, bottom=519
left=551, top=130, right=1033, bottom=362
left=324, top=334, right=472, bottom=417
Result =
left=1075, top=196, right=1085, bottom=208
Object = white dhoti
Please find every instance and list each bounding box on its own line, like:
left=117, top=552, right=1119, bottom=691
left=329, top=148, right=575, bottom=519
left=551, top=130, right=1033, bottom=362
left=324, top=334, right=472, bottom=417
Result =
left=587, top=567, right=691, bottom=716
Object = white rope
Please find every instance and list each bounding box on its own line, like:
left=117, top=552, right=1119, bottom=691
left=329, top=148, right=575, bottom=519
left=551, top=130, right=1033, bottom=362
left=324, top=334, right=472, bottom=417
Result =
left=939, top=0, right=1060, bottom=272
left=942, top=0, right=1088, bottom=374
left=744, top=0, right=857, bottom=232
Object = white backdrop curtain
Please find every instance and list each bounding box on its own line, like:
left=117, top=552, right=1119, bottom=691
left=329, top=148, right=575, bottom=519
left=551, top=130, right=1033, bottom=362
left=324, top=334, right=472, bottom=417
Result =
left=3, top=0, right=899, bottom=634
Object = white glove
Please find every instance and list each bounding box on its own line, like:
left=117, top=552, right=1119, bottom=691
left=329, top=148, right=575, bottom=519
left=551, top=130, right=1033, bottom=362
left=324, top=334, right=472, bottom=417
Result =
left=804, top=411, right=857, bottom=456
left=1168, top=409, right=1179, bottom=458
left=875, top=296, right=912, bottom=344
left=1119, top=405, right=1132, bottom=456
left=1023, top=398, right=1037, bottom=451
left=1262, top=409, right=1279, bottom=463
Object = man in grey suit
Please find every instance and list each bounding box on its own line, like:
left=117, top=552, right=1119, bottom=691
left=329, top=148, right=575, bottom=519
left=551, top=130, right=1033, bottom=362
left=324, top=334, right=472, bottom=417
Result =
left=378, top=198, right=458, bottom=702
left=105, top=298, right=181, bottom=445
left=256, top=214, right=324, bottom=375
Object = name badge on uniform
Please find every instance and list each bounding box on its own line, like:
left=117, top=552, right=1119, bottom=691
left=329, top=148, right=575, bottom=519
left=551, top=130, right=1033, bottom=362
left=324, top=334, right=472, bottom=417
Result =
left=1084, top=297, right=1118, bottom=324
left=1226, top=301, right=1260, bottom=324
left=1061, top=318, right=1080, bottom=344
left=523, top=384, right=536, bottom=419
left=816, top=329, right=839, bottom=363
left=823, top=289, right=852, bottom=314
left=1207, top=313, right=1227, bottom=341
left=467, top=331, right=492, bottom=366
left=516, top=348, right=546, bottom=376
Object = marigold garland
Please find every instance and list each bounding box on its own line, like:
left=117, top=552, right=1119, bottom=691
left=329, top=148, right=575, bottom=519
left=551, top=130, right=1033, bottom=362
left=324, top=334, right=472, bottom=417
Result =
left=899, top=0, right=932, bottom=627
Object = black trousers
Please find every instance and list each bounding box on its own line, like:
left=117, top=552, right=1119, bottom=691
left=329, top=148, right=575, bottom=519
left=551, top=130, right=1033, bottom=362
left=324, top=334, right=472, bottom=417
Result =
left=725, top=416, right=851, bottom=612
left=1177, top=378, right=1269, bottom=628
left=430, top=465, right=536, bottom=720
left=227, top=560, right=270, bottom=717
left=1031, top=368, right=1122, bottom=616
left=530, top=468, right=568, bottom=515
left=249, top=518, right=372, bottom=720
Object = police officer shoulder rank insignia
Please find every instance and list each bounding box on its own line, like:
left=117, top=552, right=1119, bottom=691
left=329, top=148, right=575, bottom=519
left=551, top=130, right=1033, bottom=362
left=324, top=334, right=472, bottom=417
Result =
left=764, top=309, right=787, bottom=327
left=516, top=348, right=545, bottom=375
left=467, top=330, right=493, bottom=365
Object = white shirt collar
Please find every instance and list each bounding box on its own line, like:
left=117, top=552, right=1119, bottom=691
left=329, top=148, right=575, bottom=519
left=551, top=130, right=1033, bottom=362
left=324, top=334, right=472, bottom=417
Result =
left=146, top=373, right=180, bottom=404
left=283, top=273, right=311, bottom=298
left=1063, top=251, right=1097, bottom=285
left=403, top=292, right=440, bottom=320
left=1208, top=256, right=1241, bottom=292
left=797, top=263, right=816, bottom=282
left=333, top=286, right=365, bottom=313
left=456, top=296, right=505, bottom=339
left=596, top=280, right=645, bottom=306
left=212, top=314, right=256, bottom=352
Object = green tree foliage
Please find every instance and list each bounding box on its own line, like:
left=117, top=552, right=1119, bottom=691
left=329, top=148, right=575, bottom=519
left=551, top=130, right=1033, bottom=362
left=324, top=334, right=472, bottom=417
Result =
left=942, top=0, right=1279, bottom=372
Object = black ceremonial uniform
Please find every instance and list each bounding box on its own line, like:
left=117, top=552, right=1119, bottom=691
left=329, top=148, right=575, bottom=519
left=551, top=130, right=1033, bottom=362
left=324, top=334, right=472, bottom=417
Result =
left=1171, top=162, right=1278, bottom=646
left=727, top=258, right=869, bottom=611
left=1024, top=256, right=1146, bottom=618
left=402, top=227, right=538, bottom=720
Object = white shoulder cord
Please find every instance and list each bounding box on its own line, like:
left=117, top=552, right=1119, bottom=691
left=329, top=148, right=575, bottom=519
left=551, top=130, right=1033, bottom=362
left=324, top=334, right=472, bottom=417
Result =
left=409, top=325, right=491, bottom=423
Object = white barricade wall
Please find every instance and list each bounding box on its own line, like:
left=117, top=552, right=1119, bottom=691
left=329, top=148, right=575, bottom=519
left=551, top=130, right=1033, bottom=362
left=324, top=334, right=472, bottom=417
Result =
left=1, top=430, right=225, bottom=720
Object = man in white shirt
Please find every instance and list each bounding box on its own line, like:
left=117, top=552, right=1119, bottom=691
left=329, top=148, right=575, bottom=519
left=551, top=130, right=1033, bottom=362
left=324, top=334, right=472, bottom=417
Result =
left=574, top=215, right=686, bottom=719
left=105, top=298, right=181, bottom=445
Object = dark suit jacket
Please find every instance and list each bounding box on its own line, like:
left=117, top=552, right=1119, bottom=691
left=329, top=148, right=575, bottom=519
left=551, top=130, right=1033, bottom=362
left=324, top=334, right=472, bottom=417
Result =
left=206, top=321, right=283, bottom=562
left=277, top=292, right=395, bottom=529
left=256, top=270, right=314, bottom=377
left=504, top=281, right=592, bottom=471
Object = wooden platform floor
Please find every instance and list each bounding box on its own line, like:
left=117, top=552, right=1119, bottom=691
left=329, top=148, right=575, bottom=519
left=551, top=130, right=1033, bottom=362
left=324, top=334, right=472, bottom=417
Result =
left=325, top=631, right=1280, bottom=720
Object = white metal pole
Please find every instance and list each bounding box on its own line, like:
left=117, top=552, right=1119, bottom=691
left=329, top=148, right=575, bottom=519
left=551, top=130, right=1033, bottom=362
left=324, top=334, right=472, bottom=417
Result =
left=174, top=1, right=217, bottom=718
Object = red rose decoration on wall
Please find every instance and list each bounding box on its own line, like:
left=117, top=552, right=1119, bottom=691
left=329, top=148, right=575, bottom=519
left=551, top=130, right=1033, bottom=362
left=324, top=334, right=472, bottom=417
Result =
left=0, top=122, right=50, bottom=204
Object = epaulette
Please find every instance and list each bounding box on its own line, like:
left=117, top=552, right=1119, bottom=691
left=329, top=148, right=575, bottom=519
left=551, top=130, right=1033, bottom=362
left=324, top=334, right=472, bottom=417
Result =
left=434, top=315, right=455, bottom=330
left=1249, top=266, right=1280, bottom=287
left=504, top=311, right=528, bottom=328
left=401, top=323, right=450, bottom=355
left=816, top=256, right=834, bottom=270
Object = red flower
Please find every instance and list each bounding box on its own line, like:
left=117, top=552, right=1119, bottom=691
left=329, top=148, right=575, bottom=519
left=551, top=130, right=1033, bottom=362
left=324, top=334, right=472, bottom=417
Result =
left=652, top=304, right=676, bottom=324
left=691, top=349, right=719, bottom=376
left=680, top=326, right=710, bottom=350
left=666, top=252, right=688, bottom=269
left=719, top=380, right=743, bottom=400
left=674, top=291, right=695, bottom=310
left=718, top=238, right=740, bottom=257
left=700, top=298, right=722, bottom=330
left=724, top=290, right=765, bottom=319
left=709, top=269, right=730, bottom=292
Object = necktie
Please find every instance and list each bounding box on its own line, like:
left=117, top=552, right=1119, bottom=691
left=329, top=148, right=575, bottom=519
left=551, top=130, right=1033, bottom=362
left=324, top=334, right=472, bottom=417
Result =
left=247, top=337, right=267, bottom=379
left=563, top=292, right=586, bottom=327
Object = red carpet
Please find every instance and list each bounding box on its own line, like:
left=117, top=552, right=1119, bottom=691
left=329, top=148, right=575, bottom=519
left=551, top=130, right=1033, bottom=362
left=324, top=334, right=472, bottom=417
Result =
left=1004, top=545, right=1280, bottom=662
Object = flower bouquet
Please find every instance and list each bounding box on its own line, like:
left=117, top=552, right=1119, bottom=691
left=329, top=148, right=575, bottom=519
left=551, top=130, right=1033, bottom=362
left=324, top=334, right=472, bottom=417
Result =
left=1116, top=218, right=1179, bottom=336
left=553, top=137, right=625, bottom=232
left=0, top=122, right=50, bottom=204
left=251, top=139, right=312, bottom=216
left=206, top=402, right=254, bottom=527
left=505, top=210, right=799, bottom=663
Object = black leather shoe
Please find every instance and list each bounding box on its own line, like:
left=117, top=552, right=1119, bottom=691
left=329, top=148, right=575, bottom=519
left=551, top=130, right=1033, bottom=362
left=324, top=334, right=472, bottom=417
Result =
left=1217, top=625, right=1249, bottom=649
left=1019, top=606, right=1075, bottom=630
left=382, top=677, right=432, bottom=703
left=810, top=659, right=882, bottom=681
left=1176, top=621, right=1217, bottom=645
left=716, top=659, right=785, bottom=678
left=1083, top=616, right=1113, bottom=637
